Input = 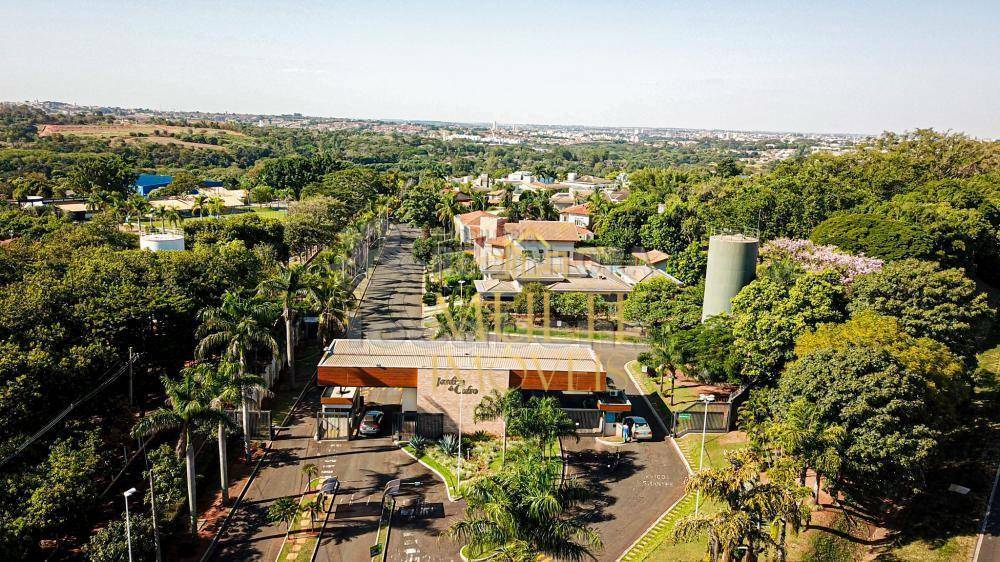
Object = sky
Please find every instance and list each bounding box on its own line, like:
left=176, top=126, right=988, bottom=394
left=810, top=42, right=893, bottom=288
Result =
left=2, top=1, right=998, bottom=137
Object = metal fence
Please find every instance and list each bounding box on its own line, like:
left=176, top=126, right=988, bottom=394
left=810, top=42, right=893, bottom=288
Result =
left=392, top=413, right=444, bottom=440
left=562, top=408, right=603, bottom=434
left=672, top=402, right=731, bottom=437
left=224, top=410, right=273, bottom=440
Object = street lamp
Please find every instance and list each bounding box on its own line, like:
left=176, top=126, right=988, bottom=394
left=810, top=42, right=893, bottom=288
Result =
left=124, top=487, right=137, bottom=562
left=457, top=378, right=464, bottom=493
left=458, top=279, right=465, bottom=302
left=694, top=394, right=715, bottom=515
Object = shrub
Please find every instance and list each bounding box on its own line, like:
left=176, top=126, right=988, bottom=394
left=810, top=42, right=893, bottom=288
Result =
left=422, top=291, right=438, bottom=306
left=438, top=434, right=460, bottom=456
left=409, top=435, right=428, bottom=455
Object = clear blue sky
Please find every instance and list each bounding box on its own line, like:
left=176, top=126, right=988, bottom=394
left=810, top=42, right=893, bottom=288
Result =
left=2, top=0, right=998, bottom=137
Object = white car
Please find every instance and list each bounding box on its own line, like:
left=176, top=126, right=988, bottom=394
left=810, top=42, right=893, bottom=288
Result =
left=624, top=416, right=653, bottom=441
left=358, top=410, right=384, bottom=436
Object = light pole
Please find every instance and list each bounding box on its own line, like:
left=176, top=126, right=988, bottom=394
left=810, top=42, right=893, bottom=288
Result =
left=458, top=279, right=465, bottom=304
left=694, top=394, right=715, bottom=515
left=148, top=466, right=162, bottom=562
left=124, top=487, right=137, bottom=562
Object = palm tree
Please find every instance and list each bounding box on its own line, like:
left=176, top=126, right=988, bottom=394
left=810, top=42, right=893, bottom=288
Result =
left=301, top=498, right=322, bottom=533
left=152, top=206, right=168, bottom=231
left=673, top=449, right=810, bottom=562
left=500, top=184, right=514, bottom=210
left=433, top=300, right=477, bottom=340
left=268, top=496, right=300, bottom=532
left=86, top=191, right=109, bottom=213
left=449, top=458, right=602, bottom=561
left=257, top=263, right=319, bottom=385
left=132, top=368, right=234, bottom=533
left=302, top=463, right=319, bottom=492
left=650, top=332, right=685, bottom=405
left=192, top=194, right=208, bottom=218
left=470, top=190, right=488, bottom=212
left=201, top=360, right=268, bottom=504
left=197, top=291, right=280, bottom=454
left=767, top=399, right=846, bottom=504
left=166, top=208, right=183, bottom=230
left=310, top=271, right=356, bottom=345
left=474, top=389, right=524, bottom=466
left=436, top=191, right=461, bottom=231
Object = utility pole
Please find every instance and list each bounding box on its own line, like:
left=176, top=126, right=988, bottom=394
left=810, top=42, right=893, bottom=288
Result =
left=694, top=394, right=716, bottom=515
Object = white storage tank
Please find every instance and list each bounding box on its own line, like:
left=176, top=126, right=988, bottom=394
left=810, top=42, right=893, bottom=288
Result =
left=701, top=233, right=759, bottom=321
left=140, top=233, right=185, bottom=252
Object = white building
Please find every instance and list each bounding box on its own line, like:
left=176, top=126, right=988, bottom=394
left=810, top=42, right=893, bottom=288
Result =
left=558, top=203, right=592, bottom=228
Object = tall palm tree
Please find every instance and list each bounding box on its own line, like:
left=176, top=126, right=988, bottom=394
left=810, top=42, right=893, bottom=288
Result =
left=310, top=272, right=356, bottom=345
left=474, top=389, right=524, bottom=466
left=201, top=360, right=268, bottom=504
left=165, top=208, right=183, bottom=231
left=268, top=496, right=300, bottom=532
left=257, top=263, right=319, bottom=385
left=673, top=449, right=810, bottom=562
left=86, top=191, right=109, bottom=213
left=650, top=332, right=685, bottom=405
left=196, top=291, right=280, bottom=454
left=132, top=369, right=234, bottom=533
left=301, top=498, right=322, bottom=533
left=208, top=196, right=225, bottom=218
left=302, top=463, right=319, bottom=492
left=767, top=399, right=846, bottom=504
left=449, top=458, right=602, bottom=561
left=152, top=206, right=168, bottom=231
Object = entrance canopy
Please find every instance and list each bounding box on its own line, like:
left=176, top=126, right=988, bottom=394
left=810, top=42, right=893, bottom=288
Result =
left=317, top=339, right=607, bottom=392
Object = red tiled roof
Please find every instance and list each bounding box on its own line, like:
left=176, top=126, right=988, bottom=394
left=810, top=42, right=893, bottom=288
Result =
left=455, top=210, right=497, bottom=226
left=559, top=203, right=591, bottom=216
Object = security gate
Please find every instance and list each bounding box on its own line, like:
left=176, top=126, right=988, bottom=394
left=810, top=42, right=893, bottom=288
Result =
left=562, top=409, right=602, bottom=434
left=317, top=411, right=352, bottom=440
left=392, top=413, right=444, bottom=440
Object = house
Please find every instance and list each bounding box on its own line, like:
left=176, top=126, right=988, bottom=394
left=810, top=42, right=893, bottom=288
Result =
left=549, top=191, right=577, bottom=211
left=453, top=210, right=502, bottom=244
left=558, top=203, right=592, bottom=228
left=631, top=250, right=669, bottom=270
left=134, top=174, right=173, bottom=196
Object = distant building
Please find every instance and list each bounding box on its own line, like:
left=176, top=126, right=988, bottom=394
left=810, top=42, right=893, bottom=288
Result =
left=453, top=210, right=502, bottom=244
left=134, top=174, right=173, bottom=196
left=631, top=250, right=669, bottom=271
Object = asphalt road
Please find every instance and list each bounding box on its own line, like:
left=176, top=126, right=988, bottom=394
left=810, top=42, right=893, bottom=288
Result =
left=976, top=464, right=1000, bottom=562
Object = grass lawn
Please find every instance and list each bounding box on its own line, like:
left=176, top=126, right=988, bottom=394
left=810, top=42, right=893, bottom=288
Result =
left=275, top=478, right=326, bottom=562
left=493, top=324, right=643, bottom=343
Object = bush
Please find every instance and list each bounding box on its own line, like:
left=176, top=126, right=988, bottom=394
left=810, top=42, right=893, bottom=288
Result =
left=811, top=212, right=933, bottom=261
left=422, top=291, right=438, bottom=306
left=409, top=435, right=428, bottom=456
left=413, top=236, right=434, bottom=264
left=86, top=514, right=156, bottom=562
left=438, top=434, right=460, bottom=456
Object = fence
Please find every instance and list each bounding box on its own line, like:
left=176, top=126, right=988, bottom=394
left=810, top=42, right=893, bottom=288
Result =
left=672, top=401, right=732, bottom=437
left=224, top=410, right=273, bottom=440
left=317, top=411, right=353, bottom=440
left=392, top=413, right=444, bottom=440
left=562, top=408, right=603, bottom=434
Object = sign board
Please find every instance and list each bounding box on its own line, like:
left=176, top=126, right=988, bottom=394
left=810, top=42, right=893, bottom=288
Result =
left=370, top=544, right=382, bottom=557
left=678, top=413, right=692, bottom=420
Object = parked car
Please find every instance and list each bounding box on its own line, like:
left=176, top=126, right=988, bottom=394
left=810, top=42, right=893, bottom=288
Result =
left=624, top=416, right=653, bottom=441
left=359, top=410, right=385, bottom=436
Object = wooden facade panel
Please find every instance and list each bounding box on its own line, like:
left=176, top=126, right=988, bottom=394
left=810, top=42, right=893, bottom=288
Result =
left=598, top=402, right=631, bottom=413
left=317, top=366, right=418, bottom=388
left=509, top=370, right=606, bottom=392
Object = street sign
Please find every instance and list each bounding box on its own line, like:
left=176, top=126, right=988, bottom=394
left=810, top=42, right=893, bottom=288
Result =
left=370, top=544, right=382, bottom=557
left=678, top=413, right=692, bottom=420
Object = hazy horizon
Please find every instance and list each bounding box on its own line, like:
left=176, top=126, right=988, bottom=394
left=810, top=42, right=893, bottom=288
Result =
left=3, top=0, right=998, bottom=138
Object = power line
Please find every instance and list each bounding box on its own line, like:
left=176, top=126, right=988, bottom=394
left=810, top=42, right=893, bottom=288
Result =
left=0, top=352, right=143, bottom=469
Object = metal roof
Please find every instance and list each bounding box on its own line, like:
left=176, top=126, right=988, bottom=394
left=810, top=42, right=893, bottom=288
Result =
left=320, top=339, right=604, bottom=374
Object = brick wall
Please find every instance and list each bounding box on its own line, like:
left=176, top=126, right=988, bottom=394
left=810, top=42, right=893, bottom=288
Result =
left=416, top=368, right=508, bottom=436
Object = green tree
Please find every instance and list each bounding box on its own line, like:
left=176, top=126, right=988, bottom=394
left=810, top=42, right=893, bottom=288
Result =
left=268, top=496, right=300, bottom=531
left=506, top=396, right=576, bottom=459
left=596, top=204, right=651, bottom=250
left=257, top=262, right=319, bottom=384
left=132, top=369, right=234, bottom=532
left=673, top=449, right=809, bottom=562
left=776, top=346, right=940, bottom=501
left=22, top=432, right=105, bottom=537
left=400, top=180, right=442, bottom=237
left=664, top=241, right=708, bottom=285
left=621, top=277, right=686, bottom=332
left=849, top=259, right=993, bottom=358
left=85, top=513, right=156, bottom=562
left=448, top=459, right=602, bottom=561
left=201, top=360, right=268, bottom=504
left=436, top=190, right=461, bottom=229
left=810, top=213, right=933, bottom=261
left=67, top=155, right=137, bottom=198
left=310, top=271, right=356, bottom=345
left=474, top=389, right=525, bottom=466
left=551, top=292, right=589, bottom=325
left=284, top=196, right=348, bottom=256
left=196, top=291, right=280, bottom=450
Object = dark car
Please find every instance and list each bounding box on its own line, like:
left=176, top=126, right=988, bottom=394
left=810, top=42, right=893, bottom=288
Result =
left=358, top=410, right=385, bottom=436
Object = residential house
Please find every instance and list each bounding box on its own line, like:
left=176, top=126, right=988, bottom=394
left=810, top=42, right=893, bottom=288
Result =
left=631, top=250, right=669, bottom=271
left=558, top=203, right=592, bottom=228
left=453, top=210, right=503, bottom=244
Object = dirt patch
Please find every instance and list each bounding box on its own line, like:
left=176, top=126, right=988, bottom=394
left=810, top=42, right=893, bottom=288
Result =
left=38, top=123, right=245, bottom=138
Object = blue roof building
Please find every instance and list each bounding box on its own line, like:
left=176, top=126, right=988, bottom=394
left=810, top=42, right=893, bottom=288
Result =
left=134, top=174, right=173, bottom=196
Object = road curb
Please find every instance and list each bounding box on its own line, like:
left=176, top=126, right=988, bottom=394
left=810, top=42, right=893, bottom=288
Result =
left=397, top=444, right=463, bottom=502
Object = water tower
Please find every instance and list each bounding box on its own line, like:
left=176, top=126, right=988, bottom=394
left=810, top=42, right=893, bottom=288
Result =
left=701, top=233, right=759, bottom=321
left=139, top=233, right=185, bottom=252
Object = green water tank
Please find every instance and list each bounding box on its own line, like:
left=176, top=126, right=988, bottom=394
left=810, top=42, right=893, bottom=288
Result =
left=701, top=233, right=759, bottom=321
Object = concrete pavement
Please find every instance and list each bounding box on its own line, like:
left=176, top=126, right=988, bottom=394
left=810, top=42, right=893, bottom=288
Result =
left=975, top=464, right=1000, bottom=562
